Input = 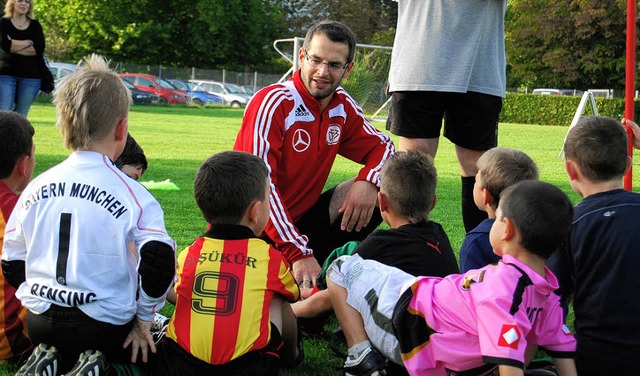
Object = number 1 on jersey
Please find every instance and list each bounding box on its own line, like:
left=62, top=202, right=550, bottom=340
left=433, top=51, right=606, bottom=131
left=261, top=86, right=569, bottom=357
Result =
left=57, top=213, right=71, bottom=285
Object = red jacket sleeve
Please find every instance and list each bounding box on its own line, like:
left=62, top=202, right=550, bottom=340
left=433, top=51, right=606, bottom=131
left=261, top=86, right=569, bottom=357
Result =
left=335, top=88, right=395, bottom=187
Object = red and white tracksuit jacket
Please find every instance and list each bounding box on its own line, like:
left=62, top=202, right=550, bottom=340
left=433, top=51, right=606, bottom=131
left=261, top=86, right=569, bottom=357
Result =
left=234, top=70, right=395, bottom=263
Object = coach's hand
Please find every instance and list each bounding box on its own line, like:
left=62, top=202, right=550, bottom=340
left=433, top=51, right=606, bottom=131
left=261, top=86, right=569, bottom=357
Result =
left=339, top=180, right=378, bottom=232
left=123, top=317, right=156, bottom=363
left=293, top=257, right=321, bottom=299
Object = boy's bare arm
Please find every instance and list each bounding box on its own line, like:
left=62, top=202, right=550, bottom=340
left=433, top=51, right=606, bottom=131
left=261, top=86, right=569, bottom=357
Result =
left=498, top=365, right=524, bottom=376
left=553, top=358, right=577, bottom=376
left=291, top=289, right=332, bottom=318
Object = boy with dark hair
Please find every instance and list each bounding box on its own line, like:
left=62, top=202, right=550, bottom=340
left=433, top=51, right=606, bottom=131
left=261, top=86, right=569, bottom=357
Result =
left=2, top=54, right=176, bottom=375
left=0, top=111, right=35, bottom=363
left=295, top=151, right=458, bottom=376
left=293, top=151, right=458, bottom=334
left=115, top=133, right=148, bottom=181
left=459, top=147, right=538, bottom=272
left=548, top=116, right=640, bottom=375
left=328, top=180, right=577, bottom=376
left=154, top=151, right=300, bottom=376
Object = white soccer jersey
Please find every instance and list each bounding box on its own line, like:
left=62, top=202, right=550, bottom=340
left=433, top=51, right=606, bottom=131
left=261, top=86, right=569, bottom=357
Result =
left=2, top=151, right=175, bottom=325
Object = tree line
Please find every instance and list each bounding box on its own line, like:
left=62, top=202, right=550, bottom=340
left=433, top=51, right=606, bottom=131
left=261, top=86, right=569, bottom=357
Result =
left=34, top=0, right=639, bottom=89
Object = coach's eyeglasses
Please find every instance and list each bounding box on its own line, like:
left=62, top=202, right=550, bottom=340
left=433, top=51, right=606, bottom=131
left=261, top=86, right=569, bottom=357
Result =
left=15, top=0, right=32, bottom=3
left=303, top=50, right=349, bottom=73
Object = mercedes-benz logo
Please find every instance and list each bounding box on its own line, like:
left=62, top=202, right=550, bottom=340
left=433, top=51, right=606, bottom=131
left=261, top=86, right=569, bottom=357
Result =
left=292, top=129, right=311, bottom=152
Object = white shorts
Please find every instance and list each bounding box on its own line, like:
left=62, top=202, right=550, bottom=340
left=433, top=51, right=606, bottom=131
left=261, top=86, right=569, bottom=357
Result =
left=327, top=254, right=416, bottom=365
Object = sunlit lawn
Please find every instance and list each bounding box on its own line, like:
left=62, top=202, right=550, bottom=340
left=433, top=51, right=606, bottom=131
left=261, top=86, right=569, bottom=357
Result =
left=1, top=100, right=638, bottom=375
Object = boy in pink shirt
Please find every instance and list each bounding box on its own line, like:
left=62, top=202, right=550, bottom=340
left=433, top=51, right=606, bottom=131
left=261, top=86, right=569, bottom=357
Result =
left=327, top=180, right=577, bottom=376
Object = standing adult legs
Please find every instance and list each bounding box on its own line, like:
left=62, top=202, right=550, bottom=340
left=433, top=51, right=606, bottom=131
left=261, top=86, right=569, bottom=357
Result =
left=14, top=77, right=41, bottom=117
left=0, top=75, right=17, bottom=111
left=456, top=146, right=487, bottom=233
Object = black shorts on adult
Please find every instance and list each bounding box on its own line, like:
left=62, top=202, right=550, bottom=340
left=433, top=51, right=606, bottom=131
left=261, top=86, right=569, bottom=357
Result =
left=152, top=323, right=283, bottom=376
left=386, top=91, right=502, bottom=151
left=296, top=186, right=383, bottom=264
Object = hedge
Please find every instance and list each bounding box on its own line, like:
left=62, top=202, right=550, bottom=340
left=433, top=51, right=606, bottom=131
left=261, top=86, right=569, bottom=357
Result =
left=500, top=92, right=640, bottom=126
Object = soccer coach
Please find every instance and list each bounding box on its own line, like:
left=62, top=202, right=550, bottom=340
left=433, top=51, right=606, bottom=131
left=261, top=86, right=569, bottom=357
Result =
left=233, top=20, right=395, bottom=298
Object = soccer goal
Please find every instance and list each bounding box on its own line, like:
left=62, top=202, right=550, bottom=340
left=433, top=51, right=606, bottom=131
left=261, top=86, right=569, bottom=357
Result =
left=273, top=37, right=392, bottom=123
left=558, top=90, right=599, bottom=158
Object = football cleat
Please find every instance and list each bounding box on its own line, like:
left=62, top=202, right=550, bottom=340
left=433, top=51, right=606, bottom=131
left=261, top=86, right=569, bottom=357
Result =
left=15, top=343, right=59, bottom=376
left=343, top=346, right=387, bottom=376
left=64, top=349, right=109, bottom=376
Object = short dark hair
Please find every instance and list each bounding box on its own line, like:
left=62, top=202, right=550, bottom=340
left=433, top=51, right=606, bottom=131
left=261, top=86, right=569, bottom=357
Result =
left=380, top=151, right=437, bottom=224
left=477, top=147, right=539, bottom=208
left=194, top=151, right=269, bottom=225
left=564, top=116, right=628, bottom=182
left=499, top=180, right=573, bottom=259
left=115, top=134, right=147, bottom=172
left=303, top=20, right=356, bottom=63
left=0, top=111, right=34, bottom=179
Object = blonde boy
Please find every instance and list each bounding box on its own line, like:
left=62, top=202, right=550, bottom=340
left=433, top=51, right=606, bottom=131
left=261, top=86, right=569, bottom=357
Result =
left=459, top=147, right=538, bottom=272
left=3, top=55, right=176, bottom=375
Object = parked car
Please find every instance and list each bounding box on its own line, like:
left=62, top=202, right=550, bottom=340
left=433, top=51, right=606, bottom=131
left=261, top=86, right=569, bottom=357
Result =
left=241, top=85, right=257, bottom=96
left=48, top=61, right=77, bottom=81
left=190, top=80, right=252, bottom=108
left=532, top=88, right=584, bottom=96
left=119, top=73, right=189, bottom=105
left=167, top=79, right=223, bottom=105
left=121, top=79, right=159, bottom=105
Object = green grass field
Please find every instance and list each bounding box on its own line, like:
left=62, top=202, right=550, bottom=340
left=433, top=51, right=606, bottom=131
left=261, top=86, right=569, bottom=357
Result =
left=2, top=101, right=639, bottom=375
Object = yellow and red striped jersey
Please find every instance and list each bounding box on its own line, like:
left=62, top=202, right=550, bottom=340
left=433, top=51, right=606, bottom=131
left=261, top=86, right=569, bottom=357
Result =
left=166, top=225, right=299, bottom=365
left=0, top=182, right=31, bottom=360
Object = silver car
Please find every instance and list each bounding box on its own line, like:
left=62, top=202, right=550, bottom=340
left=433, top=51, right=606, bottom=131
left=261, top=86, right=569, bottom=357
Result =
left=190, top=80, right=252, bottom=108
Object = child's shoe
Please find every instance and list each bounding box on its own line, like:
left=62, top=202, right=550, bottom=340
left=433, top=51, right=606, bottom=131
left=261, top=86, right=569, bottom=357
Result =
left=343, top=346, right=386, bottom=376
left=64, top=349, right=109, bottom=376
left=151, top=312, right=171, bottom=343
left=15, top=343, right=59, bottom=376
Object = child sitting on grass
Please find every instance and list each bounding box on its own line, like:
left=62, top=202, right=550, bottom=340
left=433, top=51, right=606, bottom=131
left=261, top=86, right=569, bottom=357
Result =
left=295, top=151, right=459, bottom=376
left=0, top=111, right=36, bottom=364
left=459, top=147, right=538, bottom=272
left=328, top=180, right=577, bottom=376
left=2, top=54, right=176, bottom=375
left=153, top=151, right=301, bottom=376
left=548, top=116, right=640, bottom=375
left=115, top=133, right=148, bottom=181
left=293, top=151, right=459, bottom=341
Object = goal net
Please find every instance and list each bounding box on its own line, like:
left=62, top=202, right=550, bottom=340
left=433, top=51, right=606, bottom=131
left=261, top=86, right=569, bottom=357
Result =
left=273, top=38, right=392, bottom=123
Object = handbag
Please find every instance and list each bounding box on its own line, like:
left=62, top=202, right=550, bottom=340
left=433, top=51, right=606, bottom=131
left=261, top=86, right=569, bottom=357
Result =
left=39, top=53, right=54, bottom=93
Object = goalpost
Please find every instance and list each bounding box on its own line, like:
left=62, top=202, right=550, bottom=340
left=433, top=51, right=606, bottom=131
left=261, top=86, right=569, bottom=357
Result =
left=558, top=91, right=599, bottom=159
left=273, top=37, right=392, bottom=123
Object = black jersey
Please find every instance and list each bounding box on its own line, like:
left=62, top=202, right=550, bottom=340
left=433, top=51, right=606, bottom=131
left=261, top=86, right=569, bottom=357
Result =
left=548, top=189, right=640, bottom=371
left=357, top=221, right=459, bottom=278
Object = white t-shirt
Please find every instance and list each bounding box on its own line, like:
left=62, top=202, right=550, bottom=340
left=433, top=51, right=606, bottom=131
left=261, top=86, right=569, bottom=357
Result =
left=389, top=0, right=507, bottom=98
left=2, top=151, right=175, bottom=325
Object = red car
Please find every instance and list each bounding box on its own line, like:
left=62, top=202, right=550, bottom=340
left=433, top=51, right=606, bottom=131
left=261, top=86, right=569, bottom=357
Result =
left=119, top=73, right=189, bottom=105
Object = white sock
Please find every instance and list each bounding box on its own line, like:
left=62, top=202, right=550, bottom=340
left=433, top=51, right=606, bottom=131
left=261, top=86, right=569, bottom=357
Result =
left=348, top=340, right=372, bottom=359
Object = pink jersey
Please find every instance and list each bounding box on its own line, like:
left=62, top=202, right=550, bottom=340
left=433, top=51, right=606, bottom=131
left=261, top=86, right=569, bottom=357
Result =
left=395, top=254, right=575, bottom=374
left=233, top=70, right=394, bottom=263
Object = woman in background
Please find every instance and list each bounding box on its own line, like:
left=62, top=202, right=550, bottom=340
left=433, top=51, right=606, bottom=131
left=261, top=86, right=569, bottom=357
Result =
left=0, top=0, right=45, bottom=117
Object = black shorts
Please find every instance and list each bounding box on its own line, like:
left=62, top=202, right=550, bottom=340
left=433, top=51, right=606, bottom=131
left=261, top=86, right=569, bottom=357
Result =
left=26, top=306, right=133, bottom=372
left=152, top=323, right=283, bottom=376
left=296, top=186, right=383, bottom=264
left=386, top=91, right=502, bottom=151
